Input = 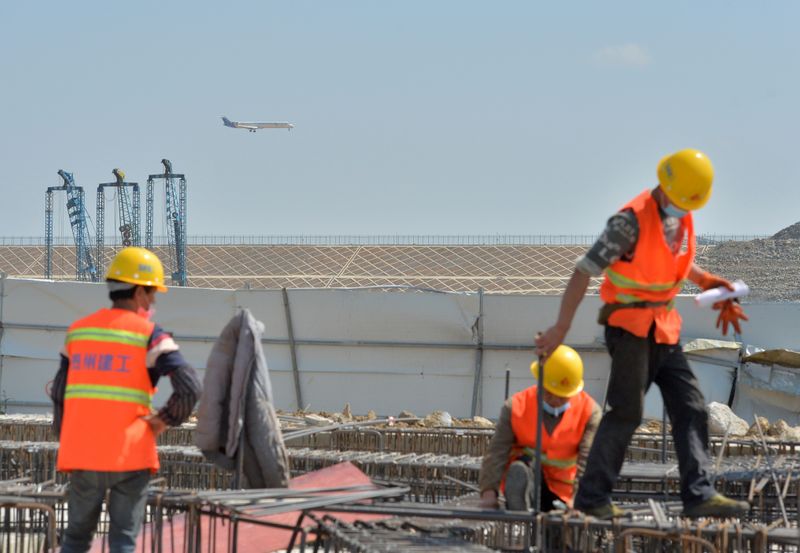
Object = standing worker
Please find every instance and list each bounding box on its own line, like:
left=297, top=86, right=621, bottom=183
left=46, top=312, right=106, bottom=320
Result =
left=478, top=346, right=601, bottom=511
left=50, top=247, right=202, bottom=553
left=536, top=149, right=749, bottom=519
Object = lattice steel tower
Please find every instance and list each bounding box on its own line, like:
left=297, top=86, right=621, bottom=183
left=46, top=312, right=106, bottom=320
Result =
left=146, top=159, right=187, bottom=286
left=44, top=170, right=99, bottom=281
left=96, top=168, right=140, bottom=276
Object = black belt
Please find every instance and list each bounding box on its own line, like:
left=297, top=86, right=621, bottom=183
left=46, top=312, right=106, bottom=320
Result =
left=597, top=301, right=671, bottom=325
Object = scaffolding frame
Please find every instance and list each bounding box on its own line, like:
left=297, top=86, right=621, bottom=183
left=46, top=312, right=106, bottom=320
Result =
left=146, top=159, right=188, bottom=286
left=44, top=171, right=98, bottom=281
left=96, top=169, right=140, bottom=277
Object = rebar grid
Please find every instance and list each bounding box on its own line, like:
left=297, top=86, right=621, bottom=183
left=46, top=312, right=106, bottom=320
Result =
left=1, top=477, right=798, bottom=552
left=0, top=416, right=196, bottom=446
left=311, top=514, right=498, bottom=553
left=7, top=414, right=791, bottom=464
left=371, top=493, right=534, bottom=551
left=538, top=511, right=799, bottom=553
left=7, top=415, right=800, bottom=463
left=1, top=440, right=799, bottom=525
left=0, top=500, right=57, bottom=553
left=287, top=447, right=481, bottom=503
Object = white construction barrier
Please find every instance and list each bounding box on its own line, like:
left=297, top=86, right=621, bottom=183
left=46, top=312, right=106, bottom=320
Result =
left=0, top=276, right=796, bottom=422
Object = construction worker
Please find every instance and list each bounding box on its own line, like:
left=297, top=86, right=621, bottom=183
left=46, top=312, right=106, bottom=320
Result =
left=536, top=149, right=749, bottom=519
left=50, top=247, right=202, bottom=553
left=479, top=345, right=601, bottom=511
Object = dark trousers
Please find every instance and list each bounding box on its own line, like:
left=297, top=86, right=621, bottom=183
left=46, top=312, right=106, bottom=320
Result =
left=60, top=469, right=150, bottom=553
left=574, top=325, right=715, bottom=510
left=539, top=471, right=561, bottom=511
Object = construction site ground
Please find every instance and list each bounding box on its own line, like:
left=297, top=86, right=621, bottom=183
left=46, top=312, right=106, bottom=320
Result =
left=0, top=412, right=798, bottom=552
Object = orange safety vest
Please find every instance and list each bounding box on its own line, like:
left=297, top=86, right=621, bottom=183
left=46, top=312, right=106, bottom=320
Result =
left=57, top=308, right=159, bottom=473
left=599, top=189, right=695, bottom=344
left=507, top=386, right=595, bottom=503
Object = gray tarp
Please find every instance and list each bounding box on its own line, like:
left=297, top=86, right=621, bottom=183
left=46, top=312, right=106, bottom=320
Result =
left=195, top=308, right=290, bottom=488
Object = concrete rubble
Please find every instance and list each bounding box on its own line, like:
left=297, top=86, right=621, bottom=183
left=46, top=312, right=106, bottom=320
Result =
left=707, top=401, right=750, bottom=436
left=422, top=410, right=453, bottom=428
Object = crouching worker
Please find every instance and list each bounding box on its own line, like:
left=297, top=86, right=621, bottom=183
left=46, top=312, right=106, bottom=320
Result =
left=478, top=346, right=601, bottom=511
left=50, top=247, right=202, bottom=553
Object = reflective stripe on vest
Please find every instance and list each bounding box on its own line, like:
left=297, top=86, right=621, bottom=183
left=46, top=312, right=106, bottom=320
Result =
left=58, top=308, right=158, bottom=473
left=598, top=189, right=695, bottom=343
left=64, top=383, right=151, bottom=407
left=604, top=268, right=680, bottom=293
left=66, top=327, right=150, bottom=348
left=507, top=387, right=595, bottom=503
left=521, top=447, right=577, bottom=469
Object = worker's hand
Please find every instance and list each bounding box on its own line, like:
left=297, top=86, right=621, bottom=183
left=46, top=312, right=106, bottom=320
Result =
left=535, top=325, right=567, bottom=359
left=714, top=299, right=748, bottom=336
left=142, top=414, right=167, bottom=437
left=696, top=272, right=734, bottom=292
left=478, top=489, right=499, bottom=509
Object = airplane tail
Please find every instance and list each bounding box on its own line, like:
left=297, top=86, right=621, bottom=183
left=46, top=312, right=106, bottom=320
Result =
left=221, top=116, right=234, bottom=127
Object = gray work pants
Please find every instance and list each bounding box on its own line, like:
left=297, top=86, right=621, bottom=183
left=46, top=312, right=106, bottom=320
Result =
left=60, top=469, right=150, bottom=553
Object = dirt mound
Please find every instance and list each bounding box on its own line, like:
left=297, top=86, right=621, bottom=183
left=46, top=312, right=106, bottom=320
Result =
left=772, top=222, right=800, bottom=240
left=694, top=238, right=800, bottom=302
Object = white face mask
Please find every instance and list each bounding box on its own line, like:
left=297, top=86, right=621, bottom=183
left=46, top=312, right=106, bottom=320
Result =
left=662, top=202, right=688, bottom=219
left=542, top=400, right=570, bottom=417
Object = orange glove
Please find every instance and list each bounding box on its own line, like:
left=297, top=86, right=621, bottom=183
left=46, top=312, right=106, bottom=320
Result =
left=697, top=271, right=734, bottom=292
left=714, top=299, right=748, bottom=336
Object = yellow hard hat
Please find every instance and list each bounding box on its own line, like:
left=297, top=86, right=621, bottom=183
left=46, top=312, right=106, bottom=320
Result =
left=530, top=345, right=584, bottom=398
left=105, top=247, right=168, bottom=292
left=657, top=149, right=714, bottom=211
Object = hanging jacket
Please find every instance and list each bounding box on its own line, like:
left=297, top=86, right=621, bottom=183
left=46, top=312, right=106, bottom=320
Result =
left=195, top=308, right=290, bottom=488
left=58, top=308, right=158, bottom=472
left=507, top=386, right=595, bottom=503
left=599, top=189, right=695, bottom=344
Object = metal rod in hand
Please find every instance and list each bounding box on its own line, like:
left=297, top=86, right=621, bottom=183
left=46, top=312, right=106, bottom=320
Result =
left=504, top=368, right=510, bottom=401
left=534, top=336, right=545, bottom=514
left=660, top=404, right=667, bottom=463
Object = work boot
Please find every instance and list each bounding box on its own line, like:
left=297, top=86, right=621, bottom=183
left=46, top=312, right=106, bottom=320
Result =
left=504, top=461, right=532, bottom=511
left=580, top=503, right=625, bottom=520
left=682, top=494, right=750, bottom=518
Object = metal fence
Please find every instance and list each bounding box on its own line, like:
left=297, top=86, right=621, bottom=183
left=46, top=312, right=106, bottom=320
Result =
left=0, top=234, right=772, bottom=247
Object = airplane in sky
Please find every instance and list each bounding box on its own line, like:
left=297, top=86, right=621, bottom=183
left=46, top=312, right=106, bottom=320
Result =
left=221, top=116, right=294, bottom=132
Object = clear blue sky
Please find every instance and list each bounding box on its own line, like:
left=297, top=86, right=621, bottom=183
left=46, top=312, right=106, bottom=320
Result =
left=1, top=1, right=798, bottom=238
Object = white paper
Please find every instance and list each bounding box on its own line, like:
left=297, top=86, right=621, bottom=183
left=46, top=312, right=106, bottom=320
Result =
left=694, top=280, right=749, bottom=308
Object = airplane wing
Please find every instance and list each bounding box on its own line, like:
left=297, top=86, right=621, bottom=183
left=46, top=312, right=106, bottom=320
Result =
left=238, top=124, right=260, bottom=130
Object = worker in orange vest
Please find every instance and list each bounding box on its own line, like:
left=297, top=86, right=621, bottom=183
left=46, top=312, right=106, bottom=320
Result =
left=536, top=149, right=749, bottom=519
left=478, top=346, right=601, bottom=511
left=50, top=247, right=202, bottom=553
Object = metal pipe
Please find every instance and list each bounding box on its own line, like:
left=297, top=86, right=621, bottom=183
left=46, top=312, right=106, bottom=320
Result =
left=727, top=340, right=745, bottom=407
left=283, top=417, right=419, bottom=441
left=660, top=404, right=667, bottom=464
left=282, top=288, right=304, bottom=410
left=321, top=503, right=537, bottom=523
left=0, top=273, right=5, bottom=403
left=0, top=322, right=608, bottom=354
left=356, top=428, right=385, bottom=451
left=753, top=414, right=790, bottom=526
left=470, top=288, right=484, bottom=417
left=534, top=338, right=544, bottom=514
